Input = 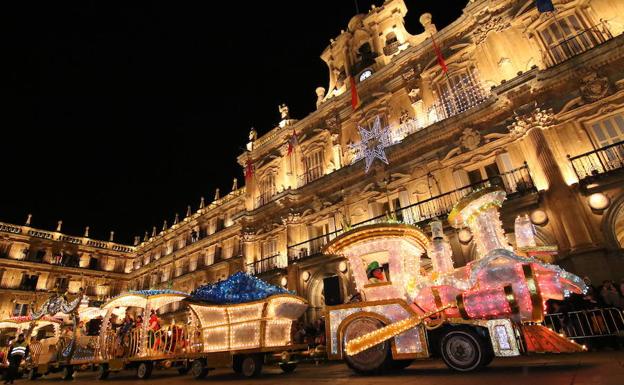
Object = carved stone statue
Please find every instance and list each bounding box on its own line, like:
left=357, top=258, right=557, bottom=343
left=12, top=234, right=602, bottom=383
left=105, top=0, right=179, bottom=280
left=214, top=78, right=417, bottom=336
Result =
left=279, top=104, right=290, bottom=120
left=247, top=127, right=257, bottom=151
left=315, top=87, right=326, bottom=108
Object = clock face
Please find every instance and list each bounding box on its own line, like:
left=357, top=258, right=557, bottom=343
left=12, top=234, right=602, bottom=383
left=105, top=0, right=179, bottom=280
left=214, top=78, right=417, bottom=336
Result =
left=359, top=69, right=373, bottom=82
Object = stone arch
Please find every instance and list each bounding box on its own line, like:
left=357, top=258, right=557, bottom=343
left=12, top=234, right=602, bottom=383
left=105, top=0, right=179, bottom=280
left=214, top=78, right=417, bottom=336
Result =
left=602, top=192, right=624, bottom=250
left=304, top=266, right=349, bottom=323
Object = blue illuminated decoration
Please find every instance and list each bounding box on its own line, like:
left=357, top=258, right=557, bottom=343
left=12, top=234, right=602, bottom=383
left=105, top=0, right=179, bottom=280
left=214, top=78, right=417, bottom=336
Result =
left=190, top=272, right=291, bottom=304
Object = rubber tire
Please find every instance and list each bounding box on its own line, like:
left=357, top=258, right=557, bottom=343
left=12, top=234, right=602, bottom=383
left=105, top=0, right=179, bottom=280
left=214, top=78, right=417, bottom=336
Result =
left=440, top=328, right=490, bottom=372
left=342, top=317, right=391, bottom=375
left=191, top=359, right=208, bottom=379
left=136, top=362, right=153, bottom=380
left=61, top=366, right=74, bottom=381
left=389, top=359, right=414, bottom=370
left=28, top=368, right=39, bottom=380
left=279, top=363, right=297, bottom=373
left=96, top=365, right=109, bottom=380
left=240, top=355, right=263, bottom=378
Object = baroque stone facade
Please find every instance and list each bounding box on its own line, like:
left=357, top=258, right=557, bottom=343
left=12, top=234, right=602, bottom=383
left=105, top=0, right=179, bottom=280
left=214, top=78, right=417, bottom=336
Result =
left=2, top=0, right=624, bottom=322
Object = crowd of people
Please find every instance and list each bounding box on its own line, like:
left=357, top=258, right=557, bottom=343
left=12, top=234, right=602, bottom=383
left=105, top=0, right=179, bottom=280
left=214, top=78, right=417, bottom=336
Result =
left=292, top=319, right=326, bottom=347
left=545, top=277, right=624, bottom=349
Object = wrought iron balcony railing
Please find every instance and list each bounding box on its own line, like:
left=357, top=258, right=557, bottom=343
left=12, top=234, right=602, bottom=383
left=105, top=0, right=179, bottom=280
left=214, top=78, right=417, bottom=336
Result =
left=288, top=164, right=535, bottom=262
left=246, top=253, right=286, bottom=275
left=568, top=140, right=624, bottom=182
left=544, top=21, right=613, bottom=66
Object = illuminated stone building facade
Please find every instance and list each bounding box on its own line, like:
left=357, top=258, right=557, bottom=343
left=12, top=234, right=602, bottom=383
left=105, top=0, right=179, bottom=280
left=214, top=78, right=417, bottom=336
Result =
left=1, top=0, right=624, bottom=322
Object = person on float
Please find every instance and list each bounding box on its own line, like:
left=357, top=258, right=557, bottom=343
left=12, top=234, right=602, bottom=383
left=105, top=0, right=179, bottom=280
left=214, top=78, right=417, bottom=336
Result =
left=366, top=261, right=386, bottom=284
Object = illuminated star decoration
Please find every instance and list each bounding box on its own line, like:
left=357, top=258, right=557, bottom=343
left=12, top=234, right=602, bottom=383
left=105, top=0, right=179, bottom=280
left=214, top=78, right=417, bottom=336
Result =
left=349, top=116, right=392, bottom=173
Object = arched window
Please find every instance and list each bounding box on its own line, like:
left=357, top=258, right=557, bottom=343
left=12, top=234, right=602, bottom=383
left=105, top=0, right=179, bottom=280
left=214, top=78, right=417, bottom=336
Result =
left=434, top=65, right=487, bottom=119
left=258, top=173, right=276, bottom=207
left=537, top=13, right=611, bottom=66
left=383, top=32, right=400, bottom=55
left=303, top=149, right=324, bottom=184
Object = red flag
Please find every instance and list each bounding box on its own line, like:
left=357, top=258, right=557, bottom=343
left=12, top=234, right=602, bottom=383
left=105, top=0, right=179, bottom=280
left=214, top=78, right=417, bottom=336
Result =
left=287, top=128, right=298, bottom=156
left=350, top=76, right=360, bottom=110
left=244, top=156, right=254, bottom=181
left=431, top=35, right=448, bottom=74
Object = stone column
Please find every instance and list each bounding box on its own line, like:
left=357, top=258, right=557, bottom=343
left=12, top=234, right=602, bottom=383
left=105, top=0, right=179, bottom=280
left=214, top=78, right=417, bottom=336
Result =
left=509, top=108, right=594, bottom=254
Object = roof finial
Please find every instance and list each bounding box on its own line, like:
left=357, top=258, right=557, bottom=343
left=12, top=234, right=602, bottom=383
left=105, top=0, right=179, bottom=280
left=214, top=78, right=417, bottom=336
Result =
left=199, top=196, right=205, bottom=209
left=25, top=214, right=32, bottom=226
left=84, top=226, right=90, bottom=237
left=162, top=220, right=168, bottom=231
left=186, top=205, right=192, bottom=218
left=56, top=220, right=63, bottom=232
left=109, top=231, right=115, bottom=242
left=133, top=236, right=140, bottom=246
left=214, top=188, right=220, bottom=201
left=232, top=178, right=238, bottom=191
left=151, top=226, right=157, bottom=237
left=174, top=213, right=179, bottom=225
left=144, top=231, right=149, bottom=242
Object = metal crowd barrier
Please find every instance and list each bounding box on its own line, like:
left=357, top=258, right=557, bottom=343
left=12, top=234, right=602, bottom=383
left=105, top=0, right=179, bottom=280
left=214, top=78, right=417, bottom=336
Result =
left=544, top=307, right=624, bottom=339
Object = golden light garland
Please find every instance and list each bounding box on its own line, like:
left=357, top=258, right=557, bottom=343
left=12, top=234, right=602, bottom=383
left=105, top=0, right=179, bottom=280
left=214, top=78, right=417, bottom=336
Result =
left=345, top=304, right=454, bottom=356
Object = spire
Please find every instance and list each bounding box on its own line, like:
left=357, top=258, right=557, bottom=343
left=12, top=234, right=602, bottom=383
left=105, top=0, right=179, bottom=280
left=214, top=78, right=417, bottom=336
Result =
left=151, top=226, right=157, bottom=237
left=199, top=196, right=205, bottom=209
left=56, top=220, right=63, bottom=232
left=84, top=226, right=90, bottom=237
left=144, top=231, right=149, bottom=242
left=232, top=178, right=238, bottom=191
left=162, top=220, right=168, bottom=232
left=25, top=214, right=32, bottom=226
left=109, top=231, right=115, bottom=242
left=214, top=188, right=220, bottom=201
left=174, top=213, right=179, bottom=225
left=186, top=205, right=192, bottom=218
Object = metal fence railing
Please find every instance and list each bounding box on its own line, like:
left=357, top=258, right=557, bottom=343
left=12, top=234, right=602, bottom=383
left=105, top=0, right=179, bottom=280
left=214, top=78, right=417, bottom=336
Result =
left=543, top=307, right=624, bottom=340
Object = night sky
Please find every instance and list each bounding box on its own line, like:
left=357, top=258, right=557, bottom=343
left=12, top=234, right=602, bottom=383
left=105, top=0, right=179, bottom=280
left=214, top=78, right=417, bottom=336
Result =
left=2, top=1, right=463, bottom=244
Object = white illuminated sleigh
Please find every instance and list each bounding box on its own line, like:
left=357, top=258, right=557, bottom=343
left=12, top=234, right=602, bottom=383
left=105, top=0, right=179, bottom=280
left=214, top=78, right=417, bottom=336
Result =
left=184, top=291, right=312, bottom=378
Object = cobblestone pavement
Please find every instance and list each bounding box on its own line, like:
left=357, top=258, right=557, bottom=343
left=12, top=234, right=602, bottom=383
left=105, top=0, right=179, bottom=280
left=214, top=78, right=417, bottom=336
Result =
left=20, top=351, right=624, bottom=385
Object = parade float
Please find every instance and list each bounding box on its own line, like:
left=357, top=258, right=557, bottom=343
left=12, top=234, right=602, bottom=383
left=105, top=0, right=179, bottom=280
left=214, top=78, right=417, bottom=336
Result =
left=324, top=187, right=587, bottom=374
left=27, top=293, right=107, bottom=380
left=93, top=289, right=194, bottom=380
left=183, top=272, right=312, bottom=378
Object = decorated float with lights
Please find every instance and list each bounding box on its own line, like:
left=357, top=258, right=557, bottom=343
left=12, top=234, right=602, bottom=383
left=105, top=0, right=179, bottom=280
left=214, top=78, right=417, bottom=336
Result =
left=324, top=187, right=587, bottom=374
left=182, top=272, right=313, bottom=378
left=0, top=315, right=62, bottom=375
left=22, top=291, right=108, bottom=380
left=92, top=289, right=193, bottom=380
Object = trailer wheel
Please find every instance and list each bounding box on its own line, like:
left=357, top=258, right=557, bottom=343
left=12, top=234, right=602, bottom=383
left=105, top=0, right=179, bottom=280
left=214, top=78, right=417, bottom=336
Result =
left=240, top=355, right=263, bottom=378
left=61, top=366, right=74, bottom=381
left=28, top=368, right=39, bottom=380
left=191, top=359, right=208, bottom=379
left=279, top=363, right=297, bottom=373
left=96, top=364, right=109, bottom=380
left=136, top=362, right=153, bottom=380
left=342, top=317, right=390, bottom=375
left=440, top=328, right=489, bottom=372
